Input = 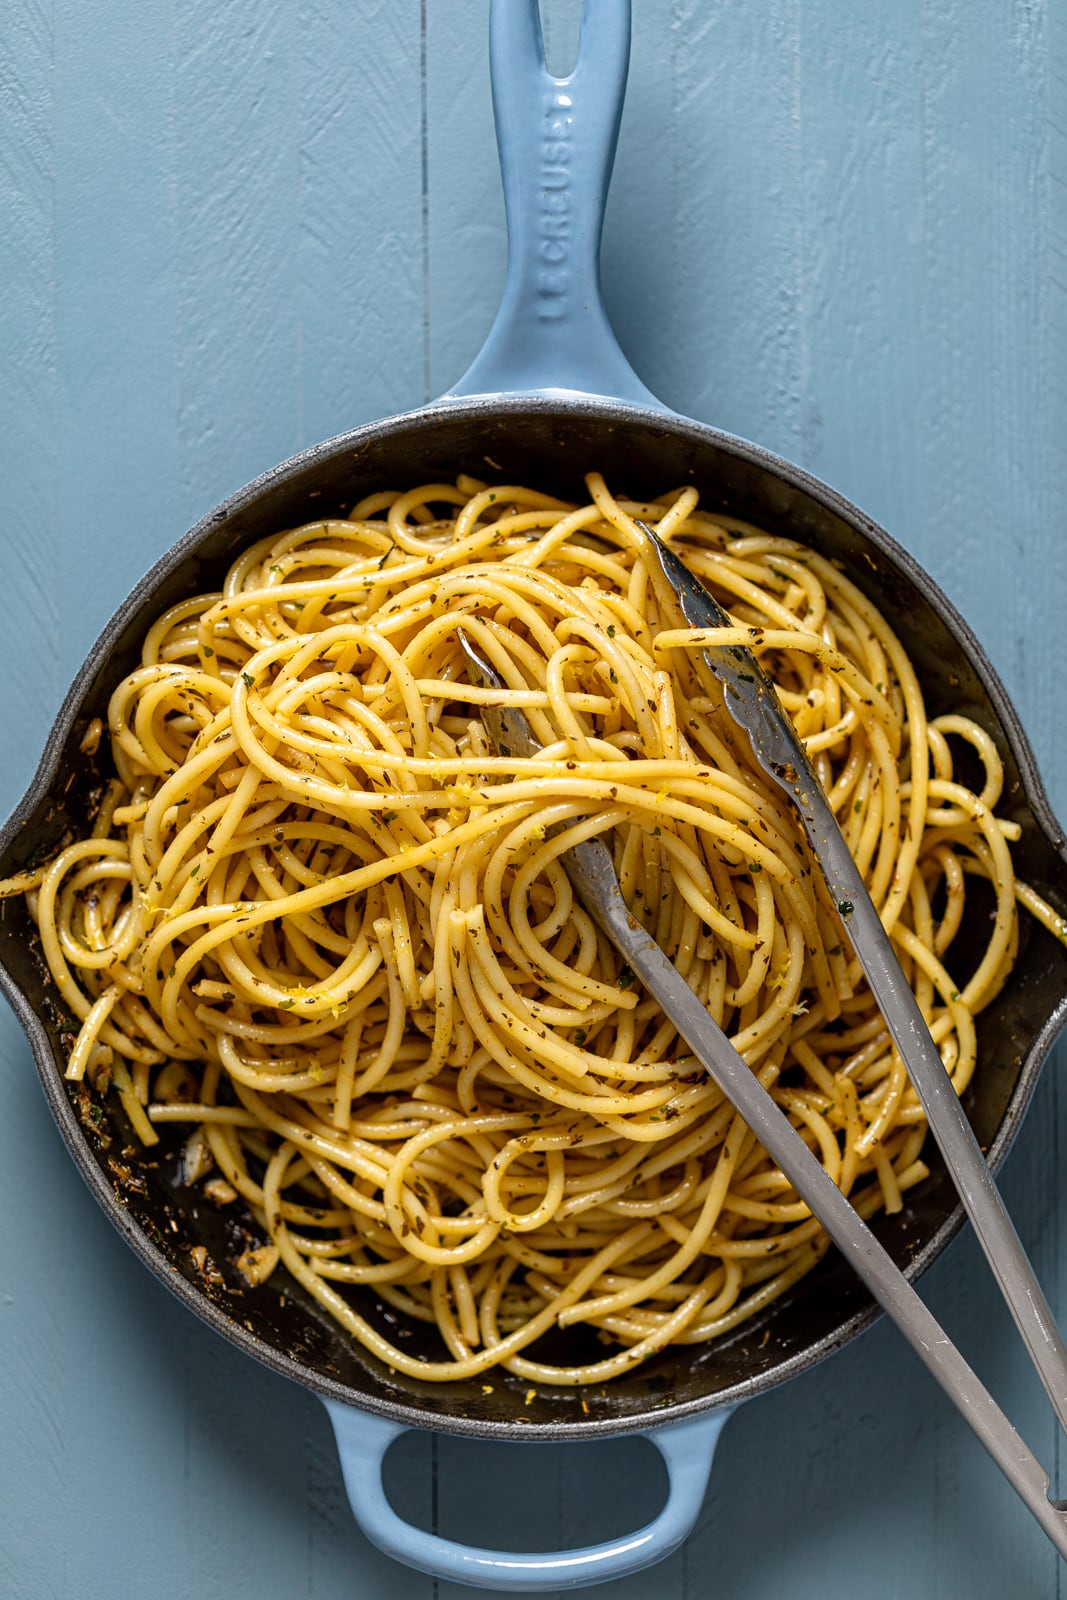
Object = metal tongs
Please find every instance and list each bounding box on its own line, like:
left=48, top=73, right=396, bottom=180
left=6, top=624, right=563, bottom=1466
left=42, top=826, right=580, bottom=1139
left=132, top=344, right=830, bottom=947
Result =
left=455, top=522, right=1067, bottom=1558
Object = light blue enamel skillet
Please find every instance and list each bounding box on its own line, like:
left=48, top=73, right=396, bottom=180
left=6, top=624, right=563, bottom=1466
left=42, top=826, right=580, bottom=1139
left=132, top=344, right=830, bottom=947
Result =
left=0, top=0, right=1065, bottom=1590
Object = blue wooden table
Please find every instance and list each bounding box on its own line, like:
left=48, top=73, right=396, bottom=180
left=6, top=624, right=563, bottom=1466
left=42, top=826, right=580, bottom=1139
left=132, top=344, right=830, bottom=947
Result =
left=2, top=3, right=1065, bottom=1596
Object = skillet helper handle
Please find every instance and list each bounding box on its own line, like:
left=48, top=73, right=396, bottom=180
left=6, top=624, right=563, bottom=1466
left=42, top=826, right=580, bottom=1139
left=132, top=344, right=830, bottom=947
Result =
left=448, top=0, right=664, bottom=408
left=322, top=1400, right=730, bottom=1592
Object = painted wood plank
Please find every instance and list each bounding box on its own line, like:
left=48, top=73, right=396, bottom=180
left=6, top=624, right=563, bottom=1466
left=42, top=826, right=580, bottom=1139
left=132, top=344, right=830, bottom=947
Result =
left=297, top=0, right=426, bottom=442
left=425, top=0, right=503, bottom=400
left=666, top=0, right=810, bottom=453
left=170, top=0, right=302, bottom=529
left=0, top=0, right=60, bottom=809
left=0, top=1, right=1065, bottom=1596
left=1046, top=12, right=1067, bottom=1549
left=49, top=0, right=182, bottom=686
left=601, top=0, right=681, bottom=408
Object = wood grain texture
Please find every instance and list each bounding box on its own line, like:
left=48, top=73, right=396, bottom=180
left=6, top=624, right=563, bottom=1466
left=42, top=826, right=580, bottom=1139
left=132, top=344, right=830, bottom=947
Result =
left=0, top=0, right=59, bottom=807
left=0, top=2, right=1064, bottom=1596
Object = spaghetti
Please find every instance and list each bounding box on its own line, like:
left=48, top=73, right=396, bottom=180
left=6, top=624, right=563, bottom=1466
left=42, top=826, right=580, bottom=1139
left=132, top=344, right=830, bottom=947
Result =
left=7, top=472, right=1063, bottom=1384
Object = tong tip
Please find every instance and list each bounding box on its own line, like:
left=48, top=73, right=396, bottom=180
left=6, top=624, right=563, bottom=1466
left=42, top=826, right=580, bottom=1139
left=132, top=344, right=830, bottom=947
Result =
left=455, top=625, right=502, bottom=691
left=633, top=519, right=733, bottom=629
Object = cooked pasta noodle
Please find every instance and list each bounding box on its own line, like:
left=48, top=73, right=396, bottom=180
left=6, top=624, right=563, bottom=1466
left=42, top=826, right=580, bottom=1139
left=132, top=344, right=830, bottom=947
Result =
left=7, top=471, right=1063, bottom=1384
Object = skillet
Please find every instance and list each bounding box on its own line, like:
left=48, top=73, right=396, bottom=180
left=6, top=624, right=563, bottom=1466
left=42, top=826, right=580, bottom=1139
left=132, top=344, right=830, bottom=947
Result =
left=0, top=0, right=1064, bottom=1588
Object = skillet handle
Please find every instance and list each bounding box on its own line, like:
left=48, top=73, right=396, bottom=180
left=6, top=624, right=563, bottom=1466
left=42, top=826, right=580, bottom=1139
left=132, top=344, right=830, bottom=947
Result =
left=322, top=1399, right=732, bottom=1592
left=447, top=0, right=666, bottom=410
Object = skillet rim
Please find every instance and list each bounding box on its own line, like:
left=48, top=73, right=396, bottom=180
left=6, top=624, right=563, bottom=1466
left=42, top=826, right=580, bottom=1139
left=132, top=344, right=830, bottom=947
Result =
left=0, top=391, right=1064, bottom=1441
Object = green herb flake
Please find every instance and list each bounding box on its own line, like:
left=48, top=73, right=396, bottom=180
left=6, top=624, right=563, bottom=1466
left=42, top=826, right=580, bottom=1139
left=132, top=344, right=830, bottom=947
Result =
left=617, top=965, right=635, bottom=990
left=240, top=671, right=255, bottom=690
left=837, top=900, right=855, bottom=918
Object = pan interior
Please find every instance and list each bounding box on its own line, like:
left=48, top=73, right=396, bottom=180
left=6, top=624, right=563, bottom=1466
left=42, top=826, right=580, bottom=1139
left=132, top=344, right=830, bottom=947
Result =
left=2, top=399, right=1064, bottom=1437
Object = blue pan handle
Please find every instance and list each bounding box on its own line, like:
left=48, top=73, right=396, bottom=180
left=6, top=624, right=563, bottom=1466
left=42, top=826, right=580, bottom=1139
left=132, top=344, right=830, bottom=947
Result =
left=447, top=0, right=666, bottom=409
left=323, top=1398, right=732, bottom=1592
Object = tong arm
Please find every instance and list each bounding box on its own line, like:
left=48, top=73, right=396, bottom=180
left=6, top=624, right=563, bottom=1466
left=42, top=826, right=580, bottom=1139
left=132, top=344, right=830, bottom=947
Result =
left=641, top=523, right=1067, bottom=1438
left=454, top=622, right=1067, bottom=1557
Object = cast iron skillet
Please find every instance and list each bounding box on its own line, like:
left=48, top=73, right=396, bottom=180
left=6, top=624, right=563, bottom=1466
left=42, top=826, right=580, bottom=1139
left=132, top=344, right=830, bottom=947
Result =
left=1, top=1, right=1064, bottom=1589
